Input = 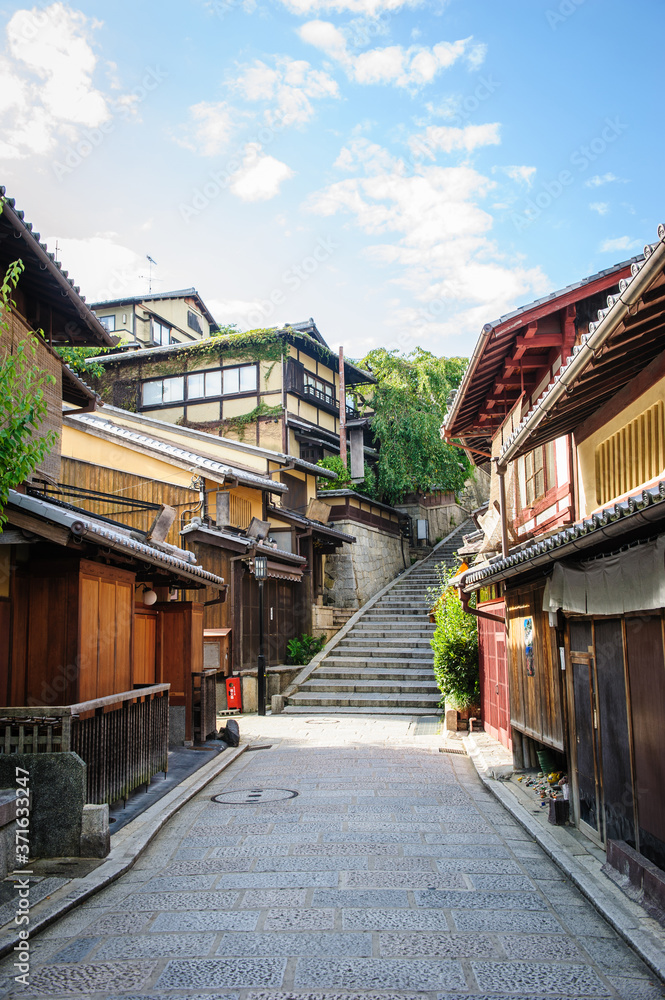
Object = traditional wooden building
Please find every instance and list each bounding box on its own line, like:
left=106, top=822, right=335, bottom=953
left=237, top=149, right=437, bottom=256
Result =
left=0, top=193, right=224, bottom=816
left=88, top=288, right=217, bottom=348
left=443, top=256, right=638, bottom=751
left=60, top=405, right=354, bottom=668
left=85, top=318, right=376, bottom=469
left=449, top=228, right=665, bottom=894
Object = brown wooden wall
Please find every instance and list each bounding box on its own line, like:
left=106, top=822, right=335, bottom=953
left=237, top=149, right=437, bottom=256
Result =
left=134, top=608, right=158, bottom=685
left=155, top=602, right=204, bottom=741
left=506, top=580, right=564, bottom=751
left=9, top=553, right=135, bottom=706
left=11, top=554, right=80, bottom=706
left=185, top=541, right=232, bottom=631
left=78, top=560, right=133, bottom=701
left=60, top=458, right=194, bottom=548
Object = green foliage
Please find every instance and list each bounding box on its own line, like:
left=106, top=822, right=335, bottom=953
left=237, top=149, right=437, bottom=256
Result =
left=220, top=401, right=282, bottom=440
left=316, top=455, right=378, bottom=500
left=210, top=323, right=240, bottom=338
left=353, top=348, right=471, bottom=506
left=286, top=632, right=326, bottom=665
left=316, top=455, right=352, bottom=490
left=430, top=571, right=479, bottom=710
left=0, top=259, right=58, bottom=527
left=55, top=344, right=119, bottom=378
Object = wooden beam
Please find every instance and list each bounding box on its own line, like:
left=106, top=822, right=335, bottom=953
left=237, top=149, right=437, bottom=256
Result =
left=6, top=508, right=71, bottom=546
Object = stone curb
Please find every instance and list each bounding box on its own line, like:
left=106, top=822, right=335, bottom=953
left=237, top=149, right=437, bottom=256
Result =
left=0, top=744, right=247, bottom=960
left=279, top=520, right=471, bottom=706
left=464, top=733, right=665, bottom=985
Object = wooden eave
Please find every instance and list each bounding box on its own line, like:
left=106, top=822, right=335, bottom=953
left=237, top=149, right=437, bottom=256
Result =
left=508, top=271, right=665, bottom=458
left=446, top=265, right=634, bottom=450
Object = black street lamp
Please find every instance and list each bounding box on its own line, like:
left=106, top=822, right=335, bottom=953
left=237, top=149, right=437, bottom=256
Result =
left=254, top=554, right=268, bottom=716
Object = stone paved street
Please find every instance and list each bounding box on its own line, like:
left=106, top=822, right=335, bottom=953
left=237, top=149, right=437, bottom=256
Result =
left=1, top=715, right=664, bottom=999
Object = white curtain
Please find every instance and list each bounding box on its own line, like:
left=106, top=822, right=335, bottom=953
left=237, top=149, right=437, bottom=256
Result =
left=543, top=535, right=665, bottom=614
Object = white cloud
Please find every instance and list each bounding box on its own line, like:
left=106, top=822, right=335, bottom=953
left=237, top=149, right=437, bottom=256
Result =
left=503, top=165, right=536, bottom=187
left=306, top=137, right=548, bottom=342
left=0, top=3, right=112, bottom=159
left=175, top=101, right=236, bottom=156
left=43, top=234, right=145, bottom=303
left=599, top=236, right=640, bottom=254
left=298, top=21, right=481, bottom=90
left=410, top=123, right=501, bottom=159
left=589, top=201, right=609, bottom=215
left=229, top=143, right=294, bottom=201
left=282, top=0, right=423, bottom=15
left=233, top=56, right=339, bottom=127
left=585, top=172, right=625, bottom=188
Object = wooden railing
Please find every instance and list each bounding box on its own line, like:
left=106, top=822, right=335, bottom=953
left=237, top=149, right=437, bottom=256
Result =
left=0, top=684, right=170, bottom=805
left=192, top=669, right=218, bottom=743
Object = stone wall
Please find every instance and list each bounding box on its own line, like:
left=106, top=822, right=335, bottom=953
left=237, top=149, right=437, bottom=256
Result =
left=322, top=521, right=408, bottom=610
left=396, top=500, right=468, bottom=546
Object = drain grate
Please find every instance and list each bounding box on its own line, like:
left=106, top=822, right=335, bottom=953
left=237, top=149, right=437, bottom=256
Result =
left=245, top=744, right=273, bottom=752
left=211, top=787, right=298, bottom=804
left=439, top=746, right=467, bottom=755
left=305, top=719, right=339, bottom=724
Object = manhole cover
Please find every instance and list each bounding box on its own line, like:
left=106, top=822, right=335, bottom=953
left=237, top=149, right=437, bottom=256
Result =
left=211, top=787, right=298, bottom=804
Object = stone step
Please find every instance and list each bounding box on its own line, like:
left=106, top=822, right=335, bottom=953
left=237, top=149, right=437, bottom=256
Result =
left=351, top=629, right=434, bottom=639
left=286, top=692, right=441, bottom=708
left=322, top=656, right=434, bottom=670
left=299, top=679, right=439, bottom=694
left=334, top=649, right=434, bottom=662
left=337, top=636, right=433, bottom=647
left=314, top=666, right=435, bottom=681
left=362, top=614, right=432, bottom=622
left=281, top=705, right=440, bottom=716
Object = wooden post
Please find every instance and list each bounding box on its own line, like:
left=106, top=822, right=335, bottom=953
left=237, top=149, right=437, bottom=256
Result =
left=339, top=346, right=347, bottom=467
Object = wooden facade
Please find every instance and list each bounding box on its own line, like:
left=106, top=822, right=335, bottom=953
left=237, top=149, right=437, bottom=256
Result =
left=563, top=613, right=665, bottom=869
left=506, top=581, right=565, bottom=753
left=9, top=552, right=134, bottom=707
left=477, top=599, right=509, bottom=749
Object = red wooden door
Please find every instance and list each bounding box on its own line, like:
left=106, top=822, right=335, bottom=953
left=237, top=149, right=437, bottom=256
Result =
left=478, top=601, right=510, bottom=749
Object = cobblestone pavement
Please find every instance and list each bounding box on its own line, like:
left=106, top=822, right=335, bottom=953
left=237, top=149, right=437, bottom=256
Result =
left=2, top=715, right=664, bottom=1000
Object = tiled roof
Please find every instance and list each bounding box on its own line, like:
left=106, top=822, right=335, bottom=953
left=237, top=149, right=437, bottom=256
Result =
left=7, top=491, right=225, bottom=588
left=65, top=412, right=287, bottom=493
left=85, top=324, right=376, bottom=384
left=463, top=479, right=665, bottom=589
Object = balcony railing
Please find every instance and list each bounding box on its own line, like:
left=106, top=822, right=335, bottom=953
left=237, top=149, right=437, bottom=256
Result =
left=0, top=684, right=170, bottom=805
left=301, top=384, right=359, bottom=418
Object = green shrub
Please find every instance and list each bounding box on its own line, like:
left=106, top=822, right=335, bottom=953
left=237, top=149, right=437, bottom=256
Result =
left=430, top=574, right=479, bottom=709
left=286, top=633, right=326, bottom=666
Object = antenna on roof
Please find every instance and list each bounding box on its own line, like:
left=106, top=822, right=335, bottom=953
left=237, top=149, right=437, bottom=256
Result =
left=142, top=254, right=157, bottom=294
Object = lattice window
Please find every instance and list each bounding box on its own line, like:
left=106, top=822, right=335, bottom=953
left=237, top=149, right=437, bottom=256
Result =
left=595, top=400, right=665, bottom=505
left=230, top=494, right=252, bottom=529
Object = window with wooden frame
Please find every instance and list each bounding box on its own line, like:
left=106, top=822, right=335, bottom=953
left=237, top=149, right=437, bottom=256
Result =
left=595, top=400, right=665, bottom=505
left=517, top=440, right=556, bottom=509
left=229, top=494, right=252, bottom=529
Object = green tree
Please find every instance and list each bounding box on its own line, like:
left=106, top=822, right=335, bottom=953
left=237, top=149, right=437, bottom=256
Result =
left=0, top=259, right=58, bottom=527
left=316, top=455, right=378, bottom=500
left=430, top=573, right=479, bottom=709
left=353, top=348, right=470, bottom=506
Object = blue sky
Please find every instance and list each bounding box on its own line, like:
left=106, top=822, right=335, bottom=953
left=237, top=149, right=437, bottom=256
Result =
left=0, top=0, right=662, bottom=358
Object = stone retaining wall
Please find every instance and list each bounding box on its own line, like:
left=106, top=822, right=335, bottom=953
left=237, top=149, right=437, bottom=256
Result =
left=322, top=520, right=409, bottom=610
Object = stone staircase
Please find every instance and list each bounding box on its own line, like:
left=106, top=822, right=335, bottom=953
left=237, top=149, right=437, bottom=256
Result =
left=283, top=520, right=472, bottom=715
